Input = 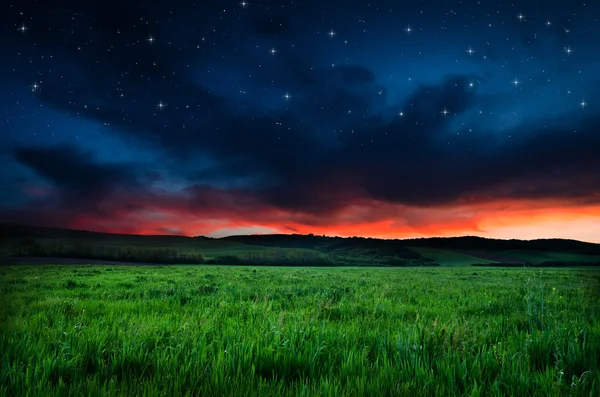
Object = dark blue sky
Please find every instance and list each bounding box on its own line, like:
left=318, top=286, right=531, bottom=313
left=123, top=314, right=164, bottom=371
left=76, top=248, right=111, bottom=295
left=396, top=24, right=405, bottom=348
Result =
left=1, top=0, right=599, bottom=240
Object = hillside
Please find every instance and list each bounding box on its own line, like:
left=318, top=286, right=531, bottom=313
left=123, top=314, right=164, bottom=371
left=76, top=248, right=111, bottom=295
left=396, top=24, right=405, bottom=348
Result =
left=1, top=223, right=600, bottom=266
left=0, top=223, right=266, bottom=261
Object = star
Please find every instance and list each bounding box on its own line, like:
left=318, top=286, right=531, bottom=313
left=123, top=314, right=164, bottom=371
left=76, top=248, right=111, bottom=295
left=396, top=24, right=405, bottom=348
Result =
left=546, top=20, right=552, bottom=27
left=270, top=47, right=277, bottom=56
left=512, top=78, right=520, bottom=87
left=147, top=35, right=155, bottom=44
left=469, top=82, right=474, bottom=87
left=517, top=13, right=525, bottom=21
left=239, top=0, right=249, bottom=8
left=327, top=29, right=336, bottom=38
left=441, top=108, right=450, bottom=117
left=283, top=92, right=291, bottom=100
left=565, top=46, right=573, bottom=55
left=30, top=82, right=40, bottom=92
left=405, top=25, right=413, bottom=34
left=18, top=24, right=27, bottom=33
left=157, top=101, right=166, bottom=110
left=580, top=99, right=587, bottom=109
left=466, top=46, right=475, bottom=56
left=399, top=112, right=404, bottom=117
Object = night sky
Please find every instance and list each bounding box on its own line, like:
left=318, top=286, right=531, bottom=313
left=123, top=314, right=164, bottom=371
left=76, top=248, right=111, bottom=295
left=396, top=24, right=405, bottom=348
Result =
left=1, top=0, right=599, bottom=242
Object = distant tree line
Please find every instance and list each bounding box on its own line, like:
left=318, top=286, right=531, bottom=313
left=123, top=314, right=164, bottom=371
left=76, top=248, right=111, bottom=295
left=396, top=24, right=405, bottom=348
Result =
left=206, top=250, right=336, bottom=266
left=8, top=239, right=439, bottom=266
left=223, top=234, right=424, bottom=259
left=406, top=236, right=600, bottom=255
left=206, top=250, right=438, bottom=267
left=9, top=239, right=205, bottom=264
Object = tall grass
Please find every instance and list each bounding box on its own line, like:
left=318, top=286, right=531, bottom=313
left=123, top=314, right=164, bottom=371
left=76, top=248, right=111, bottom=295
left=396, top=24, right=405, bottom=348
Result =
left=525, top=268, right=546, bottom=332
left=1, top=265, right=599, bottom=396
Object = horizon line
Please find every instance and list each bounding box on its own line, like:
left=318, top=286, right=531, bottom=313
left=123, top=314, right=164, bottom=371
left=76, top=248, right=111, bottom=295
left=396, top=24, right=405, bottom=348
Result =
left=2, top=222, right=599, bottom=245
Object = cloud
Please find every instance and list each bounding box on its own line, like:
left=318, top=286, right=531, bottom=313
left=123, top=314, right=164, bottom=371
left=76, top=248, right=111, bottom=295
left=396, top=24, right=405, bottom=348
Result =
left=3, top=3, right=600, bottom=239
left=13, top=146, right=139, bottom=211
left=16, top=55, right=600, bottom=216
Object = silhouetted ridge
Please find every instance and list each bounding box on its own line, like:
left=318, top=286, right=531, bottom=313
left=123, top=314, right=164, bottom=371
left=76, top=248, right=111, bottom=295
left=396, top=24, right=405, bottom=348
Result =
left=403, top=236, right=600, bottom=255
left=223, top=234, right=422, bottom=259
left=2, top=224, right=600, bottom=266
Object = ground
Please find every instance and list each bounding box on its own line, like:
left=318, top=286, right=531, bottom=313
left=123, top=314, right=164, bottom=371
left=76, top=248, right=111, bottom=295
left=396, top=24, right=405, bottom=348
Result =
left=1, top=265, right=599, bottom=396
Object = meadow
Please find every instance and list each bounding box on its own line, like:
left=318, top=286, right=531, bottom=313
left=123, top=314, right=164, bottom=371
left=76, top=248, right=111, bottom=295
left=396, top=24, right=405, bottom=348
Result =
left=1, top=265, right=599, bottom=396
left=3, top=224, right=600, bottom=268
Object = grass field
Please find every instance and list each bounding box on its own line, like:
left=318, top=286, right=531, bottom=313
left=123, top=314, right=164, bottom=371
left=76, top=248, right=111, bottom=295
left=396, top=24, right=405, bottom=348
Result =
left=481, top=250, right=600, bottom=265
left=408, top=247, right=499, bottom=266
left=410, top=247, right=600, bottom=267
left=1, top=265, right=599, bottom=396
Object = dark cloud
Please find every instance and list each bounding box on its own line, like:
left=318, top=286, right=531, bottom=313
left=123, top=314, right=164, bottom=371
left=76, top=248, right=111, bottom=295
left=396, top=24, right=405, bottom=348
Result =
left=16, top=50, right=600, bottom=216
left=13, top=146, right=138, bottom=210
left=2, top=0, right=599, bottom=235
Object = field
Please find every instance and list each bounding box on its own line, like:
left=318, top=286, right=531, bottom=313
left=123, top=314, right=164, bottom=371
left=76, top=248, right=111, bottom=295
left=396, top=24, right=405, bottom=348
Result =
left=3, top=224, right=600, bottom=268
left=1, top=265, right=599, bottom=396
left=408, top=247, right=499, bottom=266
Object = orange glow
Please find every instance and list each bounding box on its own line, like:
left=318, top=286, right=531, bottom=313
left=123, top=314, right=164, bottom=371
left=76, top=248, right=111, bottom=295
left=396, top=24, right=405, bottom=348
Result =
left=62, top=196, right=600, bottom=243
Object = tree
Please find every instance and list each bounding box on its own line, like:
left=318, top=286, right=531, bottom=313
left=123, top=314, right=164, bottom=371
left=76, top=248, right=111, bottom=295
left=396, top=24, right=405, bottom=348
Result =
left=10, top=239, right=45, bottom=256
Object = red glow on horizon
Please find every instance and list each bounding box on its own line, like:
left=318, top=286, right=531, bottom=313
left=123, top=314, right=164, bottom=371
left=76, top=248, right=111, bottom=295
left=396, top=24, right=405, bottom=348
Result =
left=61, top=197, right=600, bottom=243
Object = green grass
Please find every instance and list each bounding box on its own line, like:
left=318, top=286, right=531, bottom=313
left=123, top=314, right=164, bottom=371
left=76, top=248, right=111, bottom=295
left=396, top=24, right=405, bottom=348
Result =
left=487, top=250, right=600, bottom=264
left=1, top=265, right=599, bottom=396
left=412, top=247, right=600, bottom=266
left=409, top=247, right=499, bottom=266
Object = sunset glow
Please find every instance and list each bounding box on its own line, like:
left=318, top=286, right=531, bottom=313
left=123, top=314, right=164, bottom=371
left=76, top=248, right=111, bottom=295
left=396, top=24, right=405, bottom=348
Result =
left=43, top=196, right=600, bottom=243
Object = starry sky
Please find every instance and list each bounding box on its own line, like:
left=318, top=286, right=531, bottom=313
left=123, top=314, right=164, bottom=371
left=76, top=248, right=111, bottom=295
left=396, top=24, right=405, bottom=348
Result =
left=1, top=0, right=600, bottom=242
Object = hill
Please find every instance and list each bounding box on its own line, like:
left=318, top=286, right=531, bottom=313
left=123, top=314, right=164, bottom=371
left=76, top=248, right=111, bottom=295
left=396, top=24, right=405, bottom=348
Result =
left=403, top=235, right=600, bottom=255
left=0, top=223, right=267, bottom=262
left=1, top=223, right=600, bottom=266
